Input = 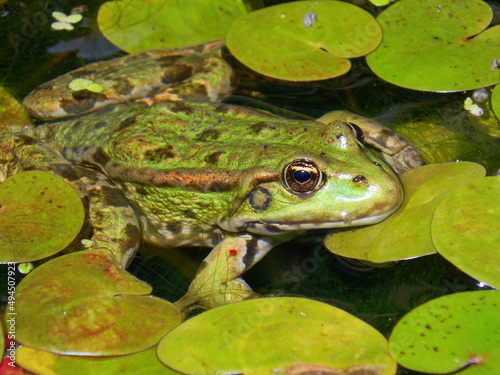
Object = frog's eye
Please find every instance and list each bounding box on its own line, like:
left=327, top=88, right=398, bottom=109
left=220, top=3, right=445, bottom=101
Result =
left=283, top=159, right=323, bottom=193
left=346, top=122, right=364, bottom=144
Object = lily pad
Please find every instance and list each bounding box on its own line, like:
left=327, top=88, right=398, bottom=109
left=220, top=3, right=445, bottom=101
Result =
left=158, top=297, right=397, bottom=375
left=432, top=177, right=500, bottom=288
left=0, top=87, right=31, bottom=127
left=226, top=1, right=382, bottom=81
left=324, top=162, right=486, bottom=262
left=0, top=171, right=85, bottom=263
left=17, top=346, right=179, bottom=375
left=366, top=0, right=500, bottom=92
left=493, top=85, right=500, bottom=120
left=389, top=291, right=500, bottom=374
left=13, top=249, right=181, bottom=355
left=98, top=0, right=249, bottom=52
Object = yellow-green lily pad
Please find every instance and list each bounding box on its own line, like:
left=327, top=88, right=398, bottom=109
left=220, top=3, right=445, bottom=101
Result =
left=0, top=87, right=31, bottom=128
left=0, top=171, right=85, bottom=263
left=17, top=346, right=179, bottom=375
left=13, top=249, right=181, bottom=355
left=98, top=0, right=249, bottom=53
left=366, top=0, right=500, bottom=92
left=389, top=291, right=500, bottom=374
left=324, top=162, right=486, bottom=262
left=227, top=1, right=382, bottom=81
left=158, top=297, right=397, bottom=375
left=432, top=177, right=500, bottom=288
left=492, top=84, right=500, bottom=120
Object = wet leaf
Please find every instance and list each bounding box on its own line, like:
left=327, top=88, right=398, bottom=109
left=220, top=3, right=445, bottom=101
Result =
left=493, top=85, right=500, bottom=120
left=389, top=291, right=500, bottom=374
left=227, top=0, right=381, bottom=81
left=17, top=346, right=179, bottom=375
left=98, top=0, right=248, bottom=52
left=0, top=171, right=85, bottom=263
left=324, top=163, right=486, bottom=262
left=13, top=249, right=181, bottom=355
left=432, top=177, right=500, bottom=288
left=158, top=297, right=396, bottom=375
left=0, top=87, right=31, bottom=127
left=367, top=0, right=500, bottom=91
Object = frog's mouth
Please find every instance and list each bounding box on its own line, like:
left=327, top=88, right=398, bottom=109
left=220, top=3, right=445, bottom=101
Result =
left=221, top=207, right=399, bottom=236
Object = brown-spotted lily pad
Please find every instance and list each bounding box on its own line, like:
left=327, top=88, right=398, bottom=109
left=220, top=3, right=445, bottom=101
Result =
left=367, top=0, right=500, bottom=91
left=432, top=177, right=500, bottom=288
left=17, top=346, right=179, bottom=375
left=98, top=0, right=249, bottom=52
left=324, top=162, right=486, bottom=262
left=389, top=291, right=500, bottom=374
left=13, top=249, right=181, bottom=355
left=227, top=1, right=382, bottom=81
left=0, top=171, right=85, bottom=263
left=158, top=297, right=397, bottom=375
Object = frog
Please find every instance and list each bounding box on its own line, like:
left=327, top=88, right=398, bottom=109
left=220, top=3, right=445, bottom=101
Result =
left=1, top=40, right=423, bottom=311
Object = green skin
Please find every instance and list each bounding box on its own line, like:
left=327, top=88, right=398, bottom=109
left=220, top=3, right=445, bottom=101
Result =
left=2, top=41, right=419, bottom=310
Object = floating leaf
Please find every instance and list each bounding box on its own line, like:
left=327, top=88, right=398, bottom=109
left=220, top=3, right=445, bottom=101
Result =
left=492, top=84, right=500, bottom=120
left=68, top=78, right=104, bottom=93
left=52, top=11, right=83, bottom=24
left=0, top=171, right=85, bottom=263
left=324, top=163, right=486, bottom=262
left=17, top=346, right=178, bottom=375
left=13, top=249, right=181, bottom=355
left=159, top=297, right=397, bottom=375
left=227, top=0, right=382, bottom=81
left=389, top=291, right=500, bottom=374
left=432, top=177, right=500, bottom=288
left=98, top=0, right=249, bottom=52
left=367, top=0, right=500, bottom=91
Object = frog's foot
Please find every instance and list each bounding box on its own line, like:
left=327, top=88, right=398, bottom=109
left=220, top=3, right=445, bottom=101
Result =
left=174, top=234, right=284, bottom=312
left=317, top=111, right=425, bottom=174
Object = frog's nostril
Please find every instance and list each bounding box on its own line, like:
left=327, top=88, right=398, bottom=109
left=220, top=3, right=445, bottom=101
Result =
left=353, top=175, right=367, bottom=184
left=373, top=161, right=382, bottom=167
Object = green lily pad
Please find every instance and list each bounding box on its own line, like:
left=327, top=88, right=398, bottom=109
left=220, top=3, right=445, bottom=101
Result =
left=493, top=85, right=500, bottom=120
left=389, top=291, right=500, bottom=374
left=13, top=249, right=181, bottom=355
left=0, top=171, right=85, bottom=263
left=366, top=0, right=500, bottom=91
left=17, top=346, right=179, bottom=375
left=226, top=1, right=382, bottom=81
left=432, top=177, right=500, bottom=288
left=0, top=87, right=31, bottom=127
left=324, top=162, right=486, bottom=262
left=158, top=297, right=397, bottom=375
left=98, top=0, right=249, bottom=53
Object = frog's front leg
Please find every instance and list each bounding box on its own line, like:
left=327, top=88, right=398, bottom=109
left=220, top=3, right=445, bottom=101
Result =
left=175, top=234, right=291, bottom=312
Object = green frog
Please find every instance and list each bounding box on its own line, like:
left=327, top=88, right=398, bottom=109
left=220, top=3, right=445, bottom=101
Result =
left=1, top=40, right=423, bottom=311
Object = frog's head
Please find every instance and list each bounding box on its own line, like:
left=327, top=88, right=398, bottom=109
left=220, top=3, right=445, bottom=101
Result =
left=221, top=121, right=403, bottom=235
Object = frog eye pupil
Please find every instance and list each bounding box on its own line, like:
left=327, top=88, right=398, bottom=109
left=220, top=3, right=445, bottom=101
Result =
left=293, top=170, right=311, bottom=183
left=283, top=159, right=323, bottom=193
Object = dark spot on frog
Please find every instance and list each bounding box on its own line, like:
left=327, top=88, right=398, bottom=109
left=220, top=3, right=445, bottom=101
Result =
left=247, top=186, right=272, bottom=211
left=166, top=221, right=182, bottom=235
left=196, top=127, right=220, bottom=141
left=91, top=147, right=110, bottom=165
left=353, top=175, right=367, bottom=184
left=206, top=151, right=224, bottom=164
left=99, top=185, right=130, bottom=207
left=52, top=163, right=81, bottom=182
left=262, top=223, right=284, bottom=233
left=118, top=116, right=137, bottom=131
left=94, top=121, right=106, bottom=129
left=182, top=209, right=196, bottom=219
left=242, top=237, right=259, bottom=269
left=207, top=181, right=233, bottom=192
left=135, top=186, right=148, bottom=196
left=170, top=105, right=195, bottom=115
left=123, top=223, right=141, bottom=251
left=71, top=69, right=98, bottom=78
left=61, top=95, right=98, bottom=115
left=160, top=63, right=193, bottom=85
left=250, top=122, right=270, bottom=134
left=144, top=146, right=175, bottom=161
